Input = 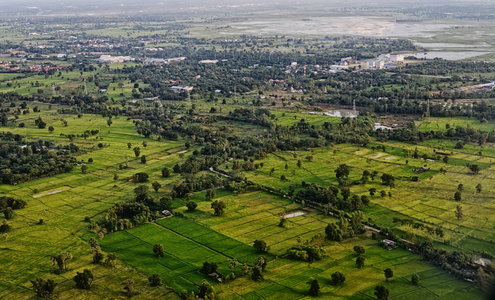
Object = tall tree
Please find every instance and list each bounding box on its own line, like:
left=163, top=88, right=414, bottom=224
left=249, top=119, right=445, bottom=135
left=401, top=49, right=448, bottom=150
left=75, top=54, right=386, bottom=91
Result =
left=384, top=268, right=393, bottom=281
left=356, top=255, right=365, bottom=269
left=455, top=205, right=464, bottom=220
left=253, top=240, right=269, bottom=253
left=335, top=164, right=350, bottom=179
left=31, top=278, right=57, bottom=298
left=325, top=223, right=343, bottom=242
left=331, top=271, right=346, bottom=286
left=308, top=279, right=320, bottom=296
left=211, top=200, right=226, bottom=216
left=73, top=269, right=94, bottom=289
left=411, top=274, right=419, bottom=285
left=153, top=244, right=164, bottom=257
left=374, top=284, right=390, bottom=300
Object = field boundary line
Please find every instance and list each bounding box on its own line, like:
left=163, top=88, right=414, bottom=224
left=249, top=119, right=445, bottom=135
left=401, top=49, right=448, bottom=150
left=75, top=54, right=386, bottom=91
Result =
left=153, top=221, right=250, bottom=264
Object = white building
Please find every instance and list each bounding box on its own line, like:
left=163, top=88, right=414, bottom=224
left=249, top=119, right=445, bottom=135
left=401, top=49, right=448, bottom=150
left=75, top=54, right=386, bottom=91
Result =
left=390, top=54, right=404, bottom=62
left=170, top=85, right=193, bottom=93
left=97, top=55, right=134, bottom=64
left=199, top=60, right=218, bottom=64
left=367, top=60, right=385, bottom=69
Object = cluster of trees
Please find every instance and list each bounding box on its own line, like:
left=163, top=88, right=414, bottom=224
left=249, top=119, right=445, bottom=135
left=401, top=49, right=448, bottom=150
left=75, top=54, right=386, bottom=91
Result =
left=392, top=217, right=444, bottom=238
left=287, top=244, right=325, bottom=262
left=295, top=183, right=367, bottom=212
left=0, top=132, right=76, bottom=184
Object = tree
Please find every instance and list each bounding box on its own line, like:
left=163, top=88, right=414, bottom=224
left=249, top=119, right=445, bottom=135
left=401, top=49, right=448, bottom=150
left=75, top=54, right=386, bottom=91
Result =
left=133, top=172, right=149, bottom=183
left=297, top=160, right=302, bottom=168
left=211, top=200, right=226, bottom=216
left=351, top=211, right=364, bottom=232
left=51, top=252, right=72, bottom=273
left=197, top=280, right=214, bottom=299
left=353, top=245, right=365, bottom=255
left=122, top=279, right=135, bottom=295
left=161, top=167, right=170, bottom=178
left=133, top=147, right=140, bottom=157
left=457, top=184, right=464, bottom=192
left=81, top=165, right=88, bottom=174
left=384, top=268, right=393, bottom=281
left=381, top=173, right=395, bottom=187
left=200, top=262, right=218, bottom=274
left=31, top=278, right=57, bottom=298
left=308, top=279, right=320, bottom=296
left=127, top=142, right=132, bottom=149
left=206, top=189, right=216, bottom=201
left=467, top=163, right=481, bottom=174
left=374, top=284, right=390, bottom=300
left=253, top=240, right=269, bottom=252
left=152, top=181, right=161, bottom=192
left=443, top=156, right=449, bottom=164
left=134, top=184, right=149, bottom=201
left=252, top=266, right=264, bottom=281
left=455, top=205, right=463, bottom=220
left=0, top=220, right=11, bottom=233
left=148, top=274, right=162, bottom=287
left=107, top=119, right=113, bottom=127
left=142, top=141, right=148, bottom=148
left=4, top=207, right=13, bottom=219
left=141, top=155, right=147, bottom=164
left=335, top=164, right=350, bottom=179
left=356, top=255, right=365, bottom=269
left=73, top=269, right=94, bottom=289
left=330, top=271, right=346, bottom=286
left=325, top=223, right=343, bottom=242
left=254, top=255, right=268, bottom=271
left=186, top=200, right=198, bottom=211
left=105, top=253, right=116, bottom=266
left=153, top=244, right=164, bottom=257
left=93, top=250, right=104, bottom=264
left=48, top=126, right=54, bottom=133
left=411, top=274, right=419, bottom=285
left=36, top=117, right=46, bottom=129
left=113, top=173, right=119, bottom=181
left=476, top=183, right=482, bottom=193
left=454, top=191, right=462, bottom=201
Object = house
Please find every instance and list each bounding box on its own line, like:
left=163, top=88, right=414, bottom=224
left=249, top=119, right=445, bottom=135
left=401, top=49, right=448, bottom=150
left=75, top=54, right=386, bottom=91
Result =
left=161, top=210, right=172, bottom=216
left=381, top=239, right=397, bottom=250
left=170, top=85, right=193, bottom=93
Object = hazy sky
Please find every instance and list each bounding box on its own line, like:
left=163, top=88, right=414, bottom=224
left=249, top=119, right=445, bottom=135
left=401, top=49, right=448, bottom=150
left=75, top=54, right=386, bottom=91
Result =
left=1, top=0, right=493, bottom=17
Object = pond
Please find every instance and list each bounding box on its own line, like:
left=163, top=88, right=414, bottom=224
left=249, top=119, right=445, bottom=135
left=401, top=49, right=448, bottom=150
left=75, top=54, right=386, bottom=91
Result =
left=284, top=211, right=307, bottom=219
left=310, top=109, right=359, bottom=118
left=374, top=123, right=394, bottom=130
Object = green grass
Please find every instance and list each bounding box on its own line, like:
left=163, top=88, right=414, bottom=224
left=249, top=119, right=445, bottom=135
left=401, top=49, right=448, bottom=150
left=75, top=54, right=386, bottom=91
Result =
left=226, top=142, right=495, bottom=256
left=0, top=113, right=186, bottom=299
